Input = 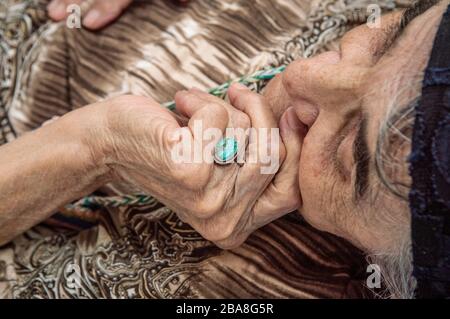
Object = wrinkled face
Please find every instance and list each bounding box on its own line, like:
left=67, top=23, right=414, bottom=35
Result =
left=264, top=1, right=447, bottom=252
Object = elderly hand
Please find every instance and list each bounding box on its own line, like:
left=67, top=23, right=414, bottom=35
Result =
left=93, top=85, right=303, bottom=249
left=47, top=0, right=189, bottom=30
left=175, top=85, right=305, bottom=248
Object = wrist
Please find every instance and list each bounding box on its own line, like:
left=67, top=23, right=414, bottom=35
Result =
left=59, top=103, right=114, bottom=185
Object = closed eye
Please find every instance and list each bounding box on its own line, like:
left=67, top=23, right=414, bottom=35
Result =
left=352, top=114, right=370, bottom=201
left=331, top=111, right=361, bottom=181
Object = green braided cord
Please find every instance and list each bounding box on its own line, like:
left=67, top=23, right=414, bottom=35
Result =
left=163, top=65, right=286, bottom=111
left=65, top=65, right=286, bottom=212
left=65, top=193, right=156, bottom=212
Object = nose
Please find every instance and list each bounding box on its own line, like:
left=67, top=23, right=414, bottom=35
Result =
left=282, top=51, right=366, bottom=116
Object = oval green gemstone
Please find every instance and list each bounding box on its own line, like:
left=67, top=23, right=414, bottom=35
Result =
left=215, top=137, right=238, bottom=162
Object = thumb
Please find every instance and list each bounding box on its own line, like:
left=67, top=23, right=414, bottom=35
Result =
left=278, top=107, right=305, bottom=181
left=248, top=107, right=305, bottom=231
left=274, top=107, right=305, bottom=207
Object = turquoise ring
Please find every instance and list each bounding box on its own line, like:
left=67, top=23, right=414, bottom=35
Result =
left=214, top=137, right=239, bottom=165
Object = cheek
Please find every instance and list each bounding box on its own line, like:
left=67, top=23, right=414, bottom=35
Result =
left=298, top=139, right=334, bottom=232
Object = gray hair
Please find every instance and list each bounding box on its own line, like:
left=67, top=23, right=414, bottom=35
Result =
left=359, top=0, right=445, bottom=300
left=372, top=93, right=419, bottom=298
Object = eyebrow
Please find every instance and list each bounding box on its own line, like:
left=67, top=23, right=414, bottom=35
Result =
left=350, top=0, right=441, bottom=201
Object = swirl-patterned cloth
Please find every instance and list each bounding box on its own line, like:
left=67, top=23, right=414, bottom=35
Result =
left=0, top=0, right=410, bottom=299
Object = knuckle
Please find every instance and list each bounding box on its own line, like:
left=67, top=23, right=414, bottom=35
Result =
left=233, top=89, right=255, bottom=106
left=284, top=196, right=300, bottom=212
left=236, top=113, right=251, bottom=129
left=185, top=91, right=202, bottom=106
left=195, top=102, right=228, bottom=122
left=194, top=189, right=227, bottom=219
left=173, top=164, right=210, bottom=191
left=273, top=189, right=300, bottom=212
left=193, top=197, right=222, bottom=219
left=203, top=223, right=235, bottom=243
left=211, top=103, right=228, bottom=119
left=221, top=223, right=237, bottom=240
left=215, top=236, right=247, bottom=250
left=240, top=90, right=261, bottom=104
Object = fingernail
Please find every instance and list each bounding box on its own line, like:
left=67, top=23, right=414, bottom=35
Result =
left=83, top=9, right=101, bottom=27
left=286, top=107, right=302, bottom=130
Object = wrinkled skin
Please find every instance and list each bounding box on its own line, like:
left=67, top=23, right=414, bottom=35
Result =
left=262, top=2, right=447, bottom=253
left=92, top=86, right=303, bottom=249
left=0, top=1, right=447, bottom=254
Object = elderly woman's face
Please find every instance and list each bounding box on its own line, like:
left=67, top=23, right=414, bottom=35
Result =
left=264, top=2, right=447, bottom=252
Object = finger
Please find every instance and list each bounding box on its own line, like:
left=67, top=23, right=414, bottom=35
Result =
left=47, top=0, right=82, bottom=21
left=214, top=232, right=250, bottom=250
left=228, top=83, right=277, bottom=129
left=175, top=90, right=229, bottom=164
left=187, top=89, right=250, bottom=162
left=189, top=88, right=250, bottom=131
left=229, top=83, right=282, bottom=180
left=188, top=100, right=228, bottom=139
left=177, top=88, right=244, bottom=126
left=276, top=107, right=305, bottom=190
left=83, top=0, right=132, bottom=30
left=204, top=84, right=283, bottom=240
left=251, top=107, right=305, bottom=226
left=174, top=90, right=207, bottom=118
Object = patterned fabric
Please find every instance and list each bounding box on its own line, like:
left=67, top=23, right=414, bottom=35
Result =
left=0, top=0, right=411, bottom=299
left=409, top=4, right=450, bottom=298
left=0, top=0, right=48, bottom=144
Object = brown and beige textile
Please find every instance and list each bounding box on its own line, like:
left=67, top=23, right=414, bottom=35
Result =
left=0, top=0, right=410, bottom=298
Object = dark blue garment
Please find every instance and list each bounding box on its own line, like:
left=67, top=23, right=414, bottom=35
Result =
left=409, top=4, right=450, bottom=298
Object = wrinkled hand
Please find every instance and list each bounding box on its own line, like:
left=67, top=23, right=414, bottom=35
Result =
left=95, top=86, right=303, bottom=249
left=47, top=0, right=189, bottom=30
left=174, top=85, right=304, bottom=249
